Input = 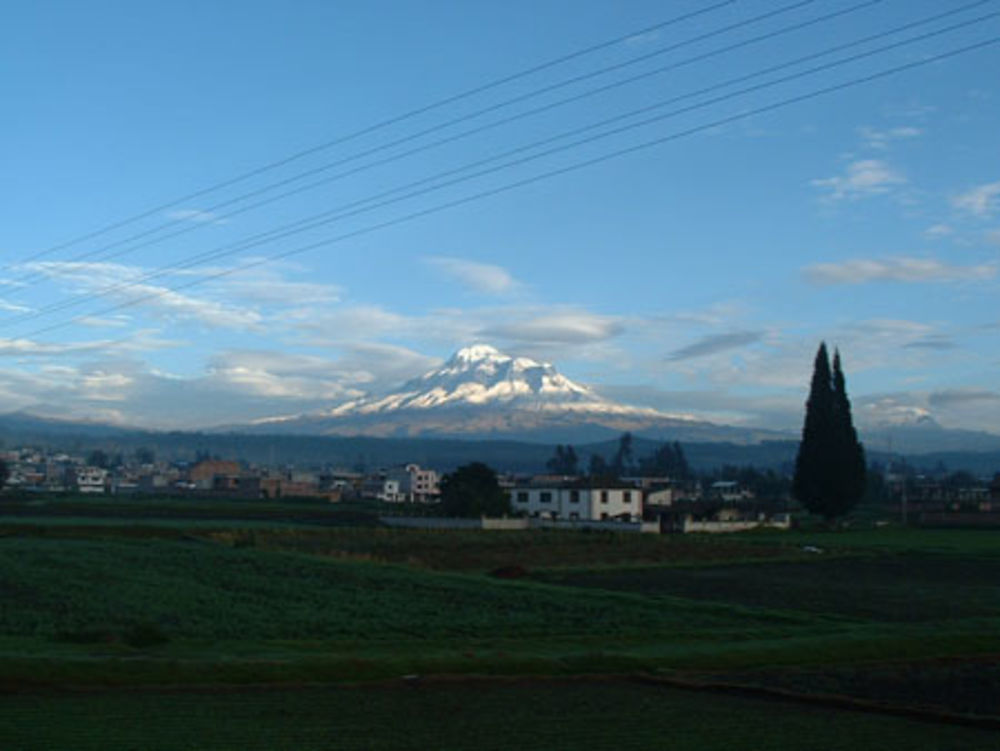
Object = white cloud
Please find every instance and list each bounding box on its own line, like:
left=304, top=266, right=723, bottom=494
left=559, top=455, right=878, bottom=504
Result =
left=76, top=315, right=131, bottom=328
left=23, top=260, right=264, bottom=330
left=810, top=159, right=905, bottom=201
left=952, top=181, right=1000, bottom=217
left=295, top=304, right=414, bottom=341
left=166, top=208, right=227, bottom=225
left=923, top=224, right=953, bottom=238
left=928, top=388, right=1000, bottom=409
left=857, top=125, right=922, bottom=149
left=206, top=351, right=366, bottom=401
left=624, top=30, right=661, bottom=46
left=666, top=331, right=763, bottom=361
left=219, top=268, right=342, bottom=306
left=479, top=311, right=623, bottom=345
left=425, top=256, right=520, bottom=295
left=804, top=257, right=996, bottom=285
left=0, top=329, right=179, bottom=359
left=0, top=298, right=32, bottom=313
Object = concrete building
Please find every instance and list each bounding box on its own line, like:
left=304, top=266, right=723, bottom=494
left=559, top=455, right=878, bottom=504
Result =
left=361, top=474, right=404, bottom=502
left=71, top=466, right=108, bottom=494
left=187, top=460, right=242, bottom=490
left=509, top=483, right=641, bottom=521
left=387, top=464, right=440, bottom=502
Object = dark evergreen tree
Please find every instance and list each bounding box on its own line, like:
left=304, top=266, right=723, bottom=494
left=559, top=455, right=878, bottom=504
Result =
left=672, top=442, right=692, bottom=482
left=0, top=458, right=8, bottom=492
left=831, top=349, right=867, bottom=514
left=793, top=343, right=866, bottom=519
left=588, top=453, right=613, bottom=481
left=439, top=462, right=510, bottom=518
left=610, top=432, right=634, bottom=477
left=546, top=444, right=579, bottom=475
left=87, top=449, right=109, bottom=469
left=639, top=441, right=692, bottom=481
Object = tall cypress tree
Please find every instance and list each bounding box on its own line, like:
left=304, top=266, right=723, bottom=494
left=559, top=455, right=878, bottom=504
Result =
left=793, top=343, right=866, bottom=519
left=831, top=349, right=867, bottom=516
left=793, top=343, right=836, bottom=514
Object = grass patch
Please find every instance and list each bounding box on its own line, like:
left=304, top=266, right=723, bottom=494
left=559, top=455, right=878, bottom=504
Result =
left=232, top=526, right=797, bottom=571
left=0, top=537, right=813, bottom=645
left=537, top=553, right=1000, bottom=622
left=2, top=680, right=998, bottom=751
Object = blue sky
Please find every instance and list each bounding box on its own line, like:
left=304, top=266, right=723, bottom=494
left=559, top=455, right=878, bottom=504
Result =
left=1, top=0, right=999, bottom=436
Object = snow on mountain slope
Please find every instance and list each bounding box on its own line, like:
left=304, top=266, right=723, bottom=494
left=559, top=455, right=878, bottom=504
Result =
left=326, top=344, right=635, bottom=416
left=251, top=344, right=694, bottom=435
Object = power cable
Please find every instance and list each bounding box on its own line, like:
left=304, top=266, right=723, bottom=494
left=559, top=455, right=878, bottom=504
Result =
left=8, top=0, right=888, bottom=293
left=2, top=0, right=819, bottom=292
left=19, top=35, right=1000, bottom=341
left=2, top=0, right=737, bottom=270
left=8, top=8, right=995, bottom=330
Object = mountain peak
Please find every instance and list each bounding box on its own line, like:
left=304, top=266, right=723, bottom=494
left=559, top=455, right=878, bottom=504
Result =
left=451, top=344, right=506, bottom=362
left=251, top=343, right=704, bottom=437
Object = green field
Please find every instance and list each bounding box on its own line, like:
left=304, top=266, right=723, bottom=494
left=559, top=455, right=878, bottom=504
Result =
left=3, top=680, right=998, bottom=751
left=1, top=499, right=998, bottom=747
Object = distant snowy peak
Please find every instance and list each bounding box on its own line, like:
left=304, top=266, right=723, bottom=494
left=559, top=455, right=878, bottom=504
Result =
left=308, top=344, right=680, bottom=417
left=247, top=343, right=706, bottom=435
left=411, top=344, right=597, bottom=400
left=327, top=344, right=617, bottom=417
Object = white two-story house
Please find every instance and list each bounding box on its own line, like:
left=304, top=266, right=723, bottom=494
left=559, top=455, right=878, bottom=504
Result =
left=508, top=483, right=641, bottom=521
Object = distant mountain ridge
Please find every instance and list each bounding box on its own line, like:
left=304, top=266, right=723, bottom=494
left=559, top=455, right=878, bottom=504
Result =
left=1, top=345, right=999, bottom=461
left=245, top=344, right=775, bottom=442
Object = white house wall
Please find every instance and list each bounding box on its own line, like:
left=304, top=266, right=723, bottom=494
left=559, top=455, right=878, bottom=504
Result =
left=509, top=487, right=640, bottom=521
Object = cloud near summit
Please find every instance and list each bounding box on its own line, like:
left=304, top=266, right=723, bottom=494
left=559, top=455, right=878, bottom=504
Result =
left=425, top=256, right=520, bottom=295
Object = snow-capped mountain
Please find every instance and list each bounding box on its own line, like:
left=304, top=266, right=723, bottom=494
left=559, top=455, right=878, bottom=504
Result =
left=327, top=344, right=649, bottom=415
left=245, top=344, right=775, bottom=442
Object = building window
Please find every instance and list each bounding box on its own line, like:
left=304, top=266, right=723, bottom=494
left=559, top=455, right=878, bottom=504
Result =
left=570, top=490, right=580, bottom=503
left=517, top=491, right=528, bottom=504
left=540, top=491, right=552, bottom=504
left=600, top=491, right=608, bottom=504
left=623, top=491, right=631, bottom=504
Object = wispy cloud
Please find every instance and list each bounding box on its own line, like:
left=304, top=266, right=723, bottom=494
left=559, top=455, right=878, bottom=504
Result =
left=0, top=298, right=32, bottom=313
left=923, top=224, right=953, bottom=238
left=857, top=125, right=922, bottom=150
left=928, top=388, right=1000, bottom=409
left=166, top=208, right=227, bottom=225
left=480, top=311, right=623, bottom=345
left=624, top=30, right=661, bottom=46
left=666, top=331, right=763, bottom=361
left=804, top=257, right=995, bottom=285
left=23, top=261, right=264, bottom=330
left=902, top=335, right=957, bottom=351
left=220, top=269, right=342, bottom=306
left=425, top=256, right=520, bottom=295
left=952, top=181, right=1000, bottom=217
left=811, top=159, right=905, bottom=201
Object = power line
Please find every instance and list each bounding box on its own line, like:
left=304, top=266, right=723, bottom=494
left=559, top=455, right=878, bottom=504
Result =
left=8, top=7, right=995, bottom=330
left=19, top=36, right=1000, bottom=341
left=3, top=0, right=737, bottom=271
left=3, top=0, right=819, bottom=292
left=10, top=0, right=888, bottom=292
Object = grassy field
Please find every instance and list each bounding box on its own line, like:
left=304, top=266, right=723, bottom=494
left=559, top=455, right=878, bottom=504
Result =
left=1, top=499, right=998, bottom=747
left=3, top=680, right=999, bottom=751
left=536, top=554, right=1000, bottom=621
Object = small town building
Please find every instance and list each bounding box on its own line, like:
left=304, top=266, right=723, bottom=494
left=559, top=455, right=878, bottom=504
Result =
left=187, top=459, right=242, bottom=490
left=71, top=466, right=108, bottom=494
left=509, top=482, right=641, bottom=521
left=387, top=464, right=440, bottom=502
